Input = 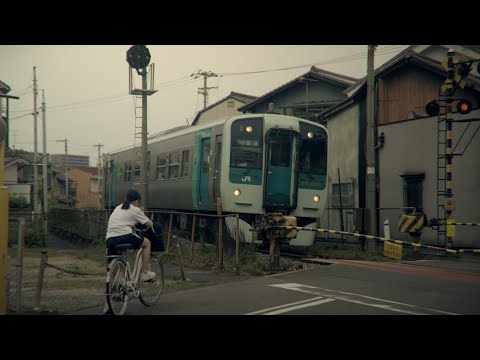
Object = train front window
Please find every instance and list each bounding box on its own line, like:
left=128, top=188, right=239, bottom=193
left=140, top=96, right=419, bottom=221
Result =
left=270, top=136, right=291, bottom=167
left=299, top=123, right=327, bottom=175
left=230, top=118, right=263, bottom=169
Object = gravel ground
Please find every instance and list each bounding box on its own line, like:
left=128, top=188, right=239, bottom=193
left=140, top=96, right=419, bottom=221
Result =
left=6, top=235, right=308, bottom=315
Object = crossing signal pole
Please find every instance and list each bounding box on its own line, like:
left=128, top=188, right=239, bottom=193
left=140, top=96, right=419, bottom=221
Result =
left=444, top=49, right=455, bottom=250
left=425, top=49, right=479, bottom=249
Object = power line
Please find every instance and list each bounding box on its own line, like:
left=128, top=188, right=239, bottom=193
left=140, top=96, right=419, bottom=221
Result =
left=7, top=46, right=409, bottom=115
left=219, top=45, right=408, bottom=76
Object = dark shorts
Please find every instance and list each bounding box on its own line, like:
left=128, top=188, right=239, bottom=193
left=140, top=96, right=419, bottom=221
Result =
left=106, top=233, right=144, bottom=256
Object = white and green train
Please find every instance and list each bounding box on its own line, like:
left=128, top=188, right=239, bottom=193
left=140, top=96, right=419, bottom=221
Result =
left=104, top=113, right=328, bottom=247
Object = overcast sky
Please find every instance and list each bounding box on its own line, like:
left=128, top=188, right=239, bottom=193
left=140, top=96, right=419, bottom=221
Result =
left=0, top=45, right=409, bottom=165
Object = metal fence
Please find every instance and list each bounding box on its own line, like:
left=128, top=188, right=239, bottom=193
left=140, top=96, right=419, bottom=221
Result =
left=50, top=208, right=111, bottom=245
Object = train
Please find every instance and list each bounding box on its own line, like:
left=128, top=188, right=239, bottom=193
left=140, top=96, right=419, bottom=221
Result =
left=103, top=113, right=328, bottom=248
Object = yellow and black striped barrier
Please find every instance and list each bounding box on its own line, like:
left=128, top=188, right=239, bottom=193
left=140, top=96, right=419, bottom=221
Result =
left=398, top=213, right=425, bottom=233
left=278, top=225, right=480, bottom=254
left=440, top=222, right=480, bottom=226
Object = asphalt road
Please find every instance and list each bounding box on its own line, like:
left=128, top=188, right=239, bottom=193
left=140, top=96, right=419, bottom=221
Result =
left=69, top=254, right=480, bottom=315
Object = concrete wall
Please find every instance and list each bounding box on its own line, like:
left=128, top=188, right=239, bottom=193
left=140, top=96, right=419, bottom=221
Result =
left=67, top=168, right=99, bottom=209
left=196, top=98, right=246, bottom=125
left=319, top=103, right=361, bottom=233
left=7, top=184, right=31, bottom=204
left=5, top=165, right=18, bottom=184
left=378, top=109, right=480, bottom=247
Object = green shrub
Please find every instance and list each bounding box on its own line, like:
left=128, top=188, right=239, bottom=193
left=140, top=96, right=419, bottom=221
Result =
left=9, top=194, right=30, bottom=209
left=24, top=228, right=46, bottom=248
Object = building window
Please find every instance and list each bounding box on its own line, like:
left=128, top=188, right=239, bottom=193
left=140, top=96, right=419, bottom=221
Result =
left=227, top=100, right=235, bottom=108
left=401, top=174, right=425, bottom=212
left=330, top=182, right=353, bottom=208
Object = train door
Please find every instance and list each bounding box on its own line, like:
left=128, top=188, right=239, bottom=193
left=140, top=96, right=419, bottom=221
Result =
left=199, top=137, right=211, bottom=207
left=213, top=134, right=222, bottom=201
left=265, top=130, right=298, bottom=209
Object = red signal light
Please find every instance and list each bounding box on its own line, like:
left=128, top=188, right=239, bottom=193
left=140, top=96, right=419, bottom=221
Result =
left=457, top=100, right=472, bottom=114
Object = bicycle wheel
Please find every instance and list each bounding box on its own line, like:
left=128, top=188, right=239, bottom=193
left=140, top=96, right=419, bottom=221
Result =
left=106, top=259, right=128, bottom=315
left=139, top=255, right=165, bottom=306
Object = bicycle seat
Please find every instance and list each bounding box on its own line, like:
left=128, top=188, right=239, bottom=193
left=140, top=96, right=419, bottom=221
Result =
left=114, top=244, right=135, bottom=252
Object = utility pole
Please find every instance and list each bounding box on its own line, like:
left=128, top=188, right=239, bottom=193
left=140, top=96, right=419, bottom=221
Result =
left=94, top=143, right=103, bottom=209
left=0, top=102, right=8, bottom=315
left=56, top=139, right=69, bottom=197
left=366, top=45, right=378, bottom=247
left=191, top=70, right=218, bottom=109
left=41, top=90, right=48, bottom=239
left=33, top=66, right=39, bottom=214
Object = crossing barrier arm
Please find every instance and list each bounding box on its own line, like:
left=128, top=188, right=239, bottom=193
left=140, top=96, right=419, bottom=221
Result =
left=278, top=226, right=480, bottom=254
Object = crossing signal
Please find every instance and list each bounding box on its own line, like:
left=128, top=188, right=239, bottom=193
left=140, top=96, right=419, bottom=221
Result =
left=426, top=101, right=440, bottom=117
left=457, top=99, right=472, bottom=114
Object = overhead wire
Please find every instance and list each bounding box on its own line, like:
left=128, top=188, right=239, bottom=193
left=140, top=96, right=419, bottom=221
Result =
left=7, top=46, right=409, bottom=116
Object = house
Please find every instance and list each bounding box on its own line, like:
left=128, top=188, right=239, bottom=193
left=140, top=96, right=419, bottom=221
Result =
left=318, top=45, right=480, bottom=248
left=4, top=154, right=32, bottom=204
left=238, top=66, right=358, bottom=122
left=5, top=148, right=79, bottom=207
left=67, top=166, right=101, bottom=209
left=191, top=91, right=257, bottom=126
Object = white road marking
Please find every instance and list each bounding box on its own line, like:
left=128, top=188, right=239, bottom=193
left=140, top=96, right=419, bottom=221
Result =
left=270, top=283, right=460, bottom=315
left=245, top=296, right=336, bottom=315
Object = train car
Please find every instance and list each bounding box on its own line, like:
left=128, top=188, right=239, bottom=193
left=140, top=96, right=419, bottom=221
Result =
left=104, top=113, right=328, bottom=247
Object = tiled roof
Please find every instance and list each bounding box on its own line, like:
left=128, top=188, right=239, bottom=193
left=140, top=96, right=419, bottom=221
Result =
left=238, top=66, right=358, bottom=112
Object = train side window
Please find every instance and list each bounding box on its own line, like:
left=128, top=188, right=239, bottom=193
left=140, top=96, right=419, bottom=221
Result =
left=156, top=155, right=167, bottom=180
left=169, top=152, right=179, bottom=179
left=133, top=163, right=141, bottom=183
left=181, top=150, right=190, bottom=177
left=202, top=143, right=210, bottom=173
left=124, top=162, right=132, bottom=183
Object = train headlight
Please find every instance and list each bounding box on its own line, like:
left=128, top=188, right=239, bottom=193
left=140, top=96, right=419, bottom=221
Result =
left=313, top=195, right=320, bottom=202
left=234, top=189, right=241, bottom=197
left=307, top=131, right=314, bottom=139
left=246, top=125, right=253, bottom=133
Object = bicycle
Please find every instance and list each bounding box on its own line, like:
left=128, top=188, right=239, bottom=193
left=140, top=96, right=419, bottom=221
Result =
left=105, top=241, right=165, bottom=315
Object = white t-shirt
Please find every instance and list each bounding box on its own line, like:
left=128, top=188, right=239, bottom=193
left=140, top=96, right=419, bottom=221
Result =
left=105, top=203, right=150, bottom=239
